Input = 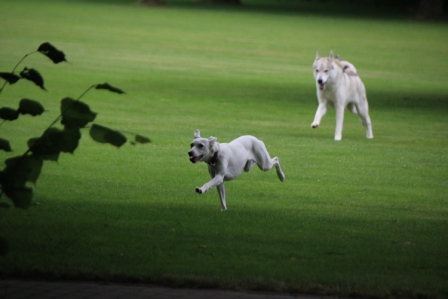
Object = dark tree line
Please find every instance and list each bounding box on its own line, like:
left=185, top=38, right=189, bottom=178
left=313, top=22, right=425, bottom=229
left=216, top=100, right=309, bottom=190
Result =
left=138, top=0, right=446, bottom=19
left=209, top=0, right=445, bottom=19
left=417, top=0, right=445, bottom=19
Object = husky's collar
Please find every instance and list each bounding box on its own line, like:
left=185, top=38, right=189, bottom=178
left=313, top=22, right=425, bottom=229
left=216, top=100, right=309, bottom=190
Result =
left=208, top=151, right=219, bottom=166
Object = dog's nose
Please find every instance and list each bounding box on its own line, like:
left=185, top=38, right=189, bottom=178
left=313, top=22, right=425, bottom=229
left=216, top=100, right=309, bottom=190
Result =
left=188, top=151, right=193, bottom=157
left=318, top=79, right=323, bottom=84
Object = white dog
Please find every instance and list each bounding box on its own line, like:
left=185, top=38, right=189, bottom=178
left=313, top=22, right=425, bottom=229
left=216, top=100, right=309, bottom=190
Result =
left=311, top=50, right=373, bottom=140
left=188, top=130, right=285, bottom=211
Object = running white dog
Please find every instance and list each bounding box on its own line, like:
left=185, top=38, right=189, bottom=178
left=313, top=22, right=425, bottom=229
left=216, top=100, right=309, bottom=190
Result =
left=188, top=130, right=285, bottom=211
left=311, top=50, right=373, bottom=140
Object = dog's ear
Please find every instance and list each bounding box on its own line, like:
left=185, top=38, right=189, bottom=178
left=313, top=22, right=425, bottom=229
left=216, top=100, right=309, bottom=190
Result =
left=208, top=137, right=218, bottom=152
left=315, top=51, right=320, bottom=60
left=329, top=50, right=334, bottom=61
left=194, top=130, right=201, bottom=139
left=208, top=136, right=217, bottom=144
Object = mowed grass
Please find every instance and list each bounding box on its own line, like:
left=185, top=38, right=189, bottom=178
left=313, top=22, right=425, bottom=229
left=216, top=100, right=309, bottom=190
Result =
left=0, top=0, right=448, bottom=298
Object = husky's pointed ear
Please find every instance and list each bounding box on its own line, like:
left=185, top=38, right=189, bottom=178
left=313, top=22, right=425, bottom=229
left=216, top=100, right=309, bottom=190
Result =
left=194, top=130, right=201, bottom=139
left=329, top=50, right=334, bottom=61
left=315, top=51, right=320, bottom=60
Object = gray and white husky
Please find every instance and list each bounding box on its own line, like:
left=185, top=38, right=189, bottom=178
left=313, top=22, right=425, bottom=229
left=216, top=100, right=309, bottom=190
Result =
left=312, top=50, right=373, bottom=140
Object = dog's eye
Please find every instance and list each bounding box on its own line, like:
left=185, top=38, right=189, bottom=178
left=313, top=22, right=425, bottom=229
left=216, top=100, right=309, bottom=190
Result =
left=190, top=143, right=194, bottom=148
left=315, top=69, right=319, bottom=73
left=324, top=69, right=328, bottom=73
left=198, top=144, right=204, bottom=148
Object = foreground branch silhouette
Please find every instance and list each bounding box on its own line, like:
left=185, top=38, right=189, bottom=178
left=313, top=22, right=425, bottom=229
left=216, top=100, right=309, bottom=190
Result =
left=0, top=42, right=150, bottom=209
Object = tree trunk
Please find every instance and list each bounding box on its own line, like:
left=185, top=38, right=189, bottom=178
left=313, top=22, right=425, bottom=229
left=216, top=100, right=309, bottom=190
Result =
left=417, top=0, right=444, bottom=19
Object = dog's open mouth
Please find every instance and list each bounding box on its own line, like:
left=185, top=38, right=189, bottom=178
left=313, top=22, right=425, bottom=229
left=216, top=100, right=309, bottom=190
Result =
left=319, top=81, right=327, bottom=90
left=190, top=155, right=203, bottom=163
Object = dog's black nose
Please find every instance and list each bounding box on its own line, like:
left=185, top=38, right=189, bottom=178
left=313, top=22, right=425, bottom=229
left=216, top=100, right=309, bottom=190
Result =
left=318, top=79, right=323, bottom=84
left=188, top=151, right=193, bottom=157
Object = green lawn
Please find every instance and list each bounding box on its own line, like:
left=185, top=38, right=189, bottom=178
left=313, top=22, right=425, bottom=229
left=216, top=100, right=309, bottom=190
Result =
left=1, top=0, right=447, bottom=298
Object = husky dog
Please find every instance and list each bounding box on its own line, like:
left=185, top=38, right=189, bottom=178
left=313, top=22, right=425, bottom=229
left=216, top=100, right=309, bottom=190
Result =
left=312, top=50, right=373, bottom=140
left=188, top=130, right=284, bottom=211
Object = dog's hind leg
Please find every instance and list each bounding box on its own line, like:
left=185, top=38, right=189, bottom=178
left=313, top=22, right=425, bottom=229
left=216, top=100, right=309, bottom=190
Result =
left=252, top=140, right=285, bottom=181
left=257, top=157, right=285, bottom=182
left=216, top=183, right=227, bottom=211
left=347, top=103, right=358, bottom=114
left=355, top=101, right=373, bottom=139
left=272, top=157, right=285, bottom=182
left=244, top=160, right=255, bottom=172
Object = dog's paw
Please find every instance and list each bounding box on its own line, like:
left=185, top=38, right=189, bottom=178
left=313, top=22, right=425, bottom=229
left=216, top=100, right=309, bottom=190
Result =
left=311, top=123, right=319, bottom=128
left=195, top=187, right=203, bottom=194
left=279, top=172, right=285, bottom=182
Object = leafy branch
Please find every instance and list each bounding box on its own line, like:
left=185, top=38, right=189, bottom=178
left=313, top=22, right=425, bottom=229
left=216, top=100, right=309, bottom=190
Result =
left=0, top=42, right=67, bottom=95
left=0, top=43, right=150, bottom=209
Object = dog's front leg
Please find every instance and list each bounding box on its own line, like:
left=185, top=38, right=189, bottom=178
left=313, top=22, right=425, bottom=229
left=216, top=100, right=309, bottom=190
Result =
left=216, top=183, right=227, bottom=211
left=311, top=103, right=327, bottom=128
left=195, top=174, right=224, bottom=195
left=334, top=104, right=345, bottom=141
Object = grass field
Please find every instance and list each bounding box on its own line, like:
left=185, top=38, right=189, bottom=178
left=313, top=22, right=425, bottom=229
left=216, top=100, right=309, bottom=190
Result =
left=1, top=0, right=448, bottom=298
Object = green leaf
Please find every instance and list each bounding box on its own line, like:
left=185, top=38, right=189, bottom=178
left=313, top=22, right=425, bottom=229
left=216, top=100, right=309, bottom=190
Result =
left=28, top=137, right=59, bottom=161
left=59, top=127, right=81, bottom=154
left=28, top=139, right=60, bottom=162
left=60, top=97, right=97, bottom=128
left=135, top=134, right=151, bottom=144
left=0, top=138, right=12, bottom=152
left=95, top=83, right=125, bottom=94
left=27, top=127, right=80, bottom=158
left=1, top=155, right=44, bottom=188
left=37, top=42, right=67, bottom=64
left=28, top=128, right=63, bottom=160
left=2, top=186, right=33, bottom=209
left=0, top=107, right=19, bottom=121
left=0, top=72, right=21, bottom=84
left=89, top=124, right=127, bottom=147
left=18, top=98, right=45, bottom=116
left=20, top=67, right=46, bottom=91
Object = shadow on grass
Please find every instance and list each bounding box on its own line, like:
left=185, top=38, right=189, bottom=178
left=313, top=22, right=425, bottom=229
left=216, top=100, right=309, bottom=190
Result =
left=2, top=198, right=447, bottom=299
left=368, top=90, right=448, bottom=111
